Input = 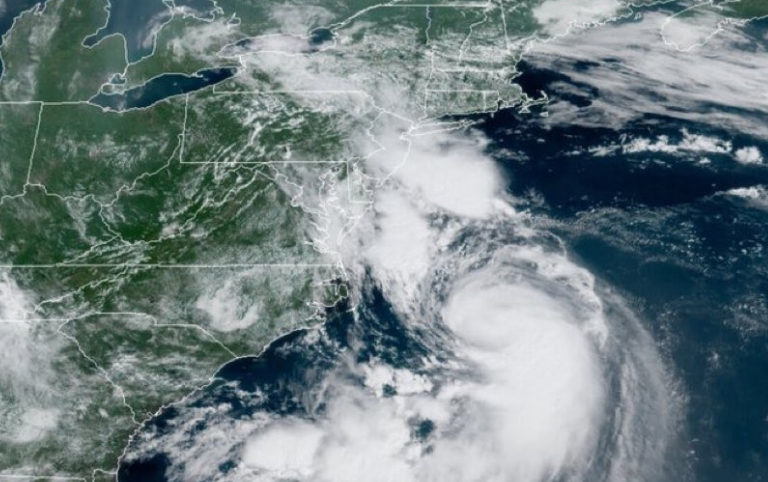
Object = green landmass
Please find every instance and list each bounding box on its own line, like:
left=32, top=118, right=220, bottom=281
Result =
left=0, top=0, right=125, bottom=102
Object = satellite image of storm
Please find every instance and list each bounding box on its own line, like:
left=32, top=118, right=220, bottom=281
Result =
left=1, top=0, right=768, bottom=481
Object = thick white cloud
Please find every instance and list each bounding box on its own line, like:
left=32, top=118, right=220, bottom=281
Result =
left=363, top=118, right=503, bottom=220
left=660, top=4, right=730, bottom=52
left=526, top=12, right=768, bottom=135
left=534, top=0, right=627, bottom=37
left=363, top=191, right=433, bottom=308
left=0, top=273, right=64, bottom=445
left=441, top=276, right=605, bottom=482
left=242, top=420, right=324, bottom=479
left=734, top=146, right=764, bottom=165
left=724, top=185, right=768, bottom=210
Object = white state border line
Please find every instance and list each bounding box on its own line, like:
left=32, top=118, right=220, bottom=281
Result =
left=180, top=91, right=367, bottom=165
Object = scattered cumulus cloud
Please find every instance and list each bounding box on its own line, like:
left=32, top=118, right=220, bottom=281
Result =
left=734, top=146, right=764, bottom=165
left=724, top=186, right=768, bottom=210
left=622, top=130, right=732, bottom=155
